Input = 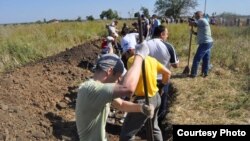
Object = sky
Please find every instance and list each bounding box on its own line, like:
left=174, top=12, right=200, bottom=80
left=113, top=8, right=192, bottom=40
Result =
left=0, top=0, right=249, bottom=24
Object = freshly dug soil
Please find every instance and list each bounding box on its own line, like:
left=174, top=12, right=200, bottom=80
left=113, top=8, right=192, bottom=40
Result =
left=0, top=39, right=173, bottom=141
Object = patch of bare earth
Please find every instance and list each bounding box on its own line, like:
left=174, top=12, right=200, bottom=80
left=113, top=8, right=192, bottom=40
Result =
left=0, top=40, right=100, bottom=141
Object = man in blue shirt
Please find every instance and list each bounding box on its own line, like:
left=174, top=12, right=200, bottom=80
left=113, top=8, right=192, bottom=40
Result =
left=151, top=14, right=161, bottom=37
left=189, top=11, right=213, bottom=77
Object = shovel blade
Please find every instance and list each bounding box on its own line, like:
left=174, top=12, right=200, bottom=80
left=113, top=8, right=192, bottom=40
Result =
left=183, top=66, right=190, bottom=75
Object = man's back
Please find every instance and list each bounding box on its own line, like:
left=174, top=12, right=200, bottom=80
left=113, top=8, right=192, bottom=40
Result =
left=196, top=18, right=213, bottom=44
left=147, top=39, right=179, bottom=70
left=127, top=56, right=167, bottom=97
left=76, top=79, right=114, bottom=141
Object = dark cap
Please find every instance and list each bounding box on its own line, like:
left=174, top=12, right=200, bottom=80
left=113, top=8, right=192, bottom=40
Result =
left=95, top=54, right=124, bottom=74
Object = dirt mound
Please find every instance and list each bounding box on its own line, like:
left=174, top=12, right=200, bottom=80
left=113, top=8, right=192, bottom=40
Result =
left=0, top=39, right=174, bottom=141
left=0, top=40, right=102, bottom=141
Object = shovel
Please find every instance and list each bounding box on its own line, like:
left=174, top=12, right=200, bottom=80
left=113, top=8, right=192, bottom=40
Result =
left=183, top=26, right=193, bottom=75
left=136, top=12, right=154, bottom=141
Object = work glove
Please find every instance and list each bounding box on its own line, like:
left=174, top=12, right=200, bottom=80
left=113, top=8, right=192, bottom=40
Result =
left=140, top=104, right=154, bottom=119
left=135, top=41, right=149, bottom=59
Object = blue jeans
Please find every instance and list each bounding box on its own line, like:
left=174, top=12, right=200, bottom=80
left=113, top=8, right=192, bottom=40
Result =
left=191, top=42, right=213, bottom=76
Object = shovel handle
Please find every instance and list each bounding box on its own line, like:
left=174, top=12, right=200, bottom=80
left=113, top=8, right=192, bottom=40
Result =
left=137, top=13, right=154, bottom=141
left=187, top=26, right=193, bottom=67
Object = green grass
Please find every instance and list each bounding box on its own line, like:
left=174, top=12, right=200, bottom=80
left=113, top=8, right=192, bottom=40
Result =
left=0, top=20, right=138, bottom=72
left=164, top=24, right=250, bottom=73
left=0, top=21, right=110, bottom=71
left=163, top=25, right=249, bottom=125
left=211, top=26, right=250, bottom=73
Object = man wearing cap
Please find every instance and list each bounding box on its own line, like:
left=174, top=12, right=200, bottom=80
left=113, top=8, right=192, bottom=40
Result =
left=120, top=28, right=139, bottom=68
left=120, top=41, right=171, bottom=141
left=189, top=11, right=213, bottom=78
left=76, top=42, right=153, bottom=141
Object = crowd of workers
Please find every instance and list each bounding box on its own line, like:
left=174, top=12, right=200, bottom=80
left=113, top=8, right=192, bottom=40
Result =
left=76, top=11, right=213, bottom=141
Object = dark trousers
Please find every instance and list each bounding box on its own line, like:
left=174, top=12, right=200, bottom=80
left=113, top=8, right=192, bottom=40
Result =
left=120, top=93, right=163, bottom=141
left=157, top=81, right=170, bottom=122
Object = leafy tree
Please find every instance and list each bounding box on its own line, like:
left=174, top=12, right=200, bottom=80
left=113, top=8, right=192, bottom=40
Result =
left=154, top=0, right=198, bottom=18
left=100, top=9, right=119, bottom=20
left=35, top=20, right=42, bottom=24
left=134, top=12, right=140, bottom=18
left=140, top=7, right=150, bottom=18
left=76, top=16, right=82, bottom=22
left=86, top=15, right=94, bottom=21
left=100, top=11, right=105, bottom=19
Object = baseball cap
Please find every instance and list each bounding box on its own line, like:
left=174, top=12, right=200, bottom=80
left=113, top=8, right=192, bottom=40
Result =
left=95, top=54, right=124, bottom=74
left=122, top=41, right=135, bottom=53
left=121, top=33, right=138, bottom=53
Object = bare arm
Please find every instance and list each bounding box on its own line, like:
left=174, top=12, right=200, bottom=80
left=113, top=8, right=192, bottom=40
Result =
left=109, top=46, right=114, bottom=54
left=112, top=41, right=149, bottom=98
left=112, top=98, right=141, bottom=112
left=159, top=66, right=171, bottom=84
left=113, top=55, right=143, bottom=97
left=112, top=98, right=155, bottom=118
left=189, top=21, right=197, bottom=27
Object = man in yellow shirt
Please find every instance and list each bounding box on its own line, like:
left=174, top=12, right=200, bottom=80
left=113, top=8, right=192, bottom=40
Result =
left=120, top=42, right=171, bottom=141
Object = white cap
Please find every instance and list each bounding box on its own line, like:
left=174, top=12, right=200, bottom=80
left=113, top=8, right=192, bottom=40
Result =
left=122, top=41, right=135, bottom=53
left=121, top=33, right=138, bottom=53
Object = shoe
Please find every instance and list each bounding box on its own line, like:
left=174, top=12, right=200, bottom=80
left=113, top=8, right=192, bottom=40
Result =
left=203, top=74, right=208, bottom=78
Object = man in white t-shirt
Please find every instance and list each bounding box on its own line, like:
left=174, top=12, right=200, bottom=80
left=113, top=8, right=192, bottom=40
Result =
left=106, top=20, right=119, bottom=37
left=148, top=25, right=179, bottom=70
left=147, top=25, right=179, bottom=124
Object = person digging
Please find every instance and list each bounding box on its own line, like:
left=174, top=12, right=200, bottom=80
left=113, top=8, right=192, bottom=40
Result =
left=76, top=42, right=154, bottom=141
left=119, top=41, right=171, bottom=141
